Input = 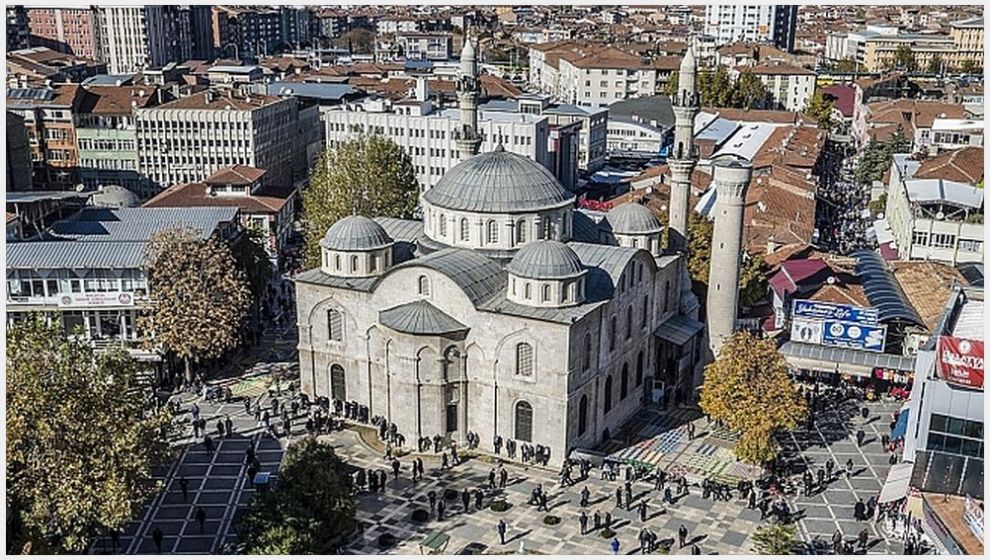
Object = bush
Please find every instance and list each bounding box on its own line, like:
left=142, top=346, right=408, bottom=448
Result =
left=542, top=515, right=561, bottom=526
left=410, top=509, right=429, bottom=523
left=443, top=489, right=459, bottom=501
left=489, top=499, right=512, bottom=512
left=377, top=533, right=396, bottom=549
left=600, top=528, right=616, bottom=539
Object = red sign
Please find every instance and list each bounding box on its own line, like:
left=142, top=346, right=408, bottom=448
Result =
left=935, top=336, right=984, bottom=389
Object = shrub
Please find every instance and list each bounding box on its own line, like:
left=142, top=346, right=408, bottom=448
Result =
left=542, top=515, right=561, bottom=526
left=410, top=509, right=429, bottom=523
left=489, top=499, right=511, bottom=512
left=600, top=528, right=616, bottom=539
left=377, top=533, right=396, bottom=549
left=443, top=489, right=459, bottom=501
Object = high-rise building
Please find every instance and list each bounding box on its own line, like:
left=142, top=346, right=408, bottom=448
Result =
left=24, top=8, right=100, bottom=60
left=177, top=5, right=215, bottom=61
left=6, top=85, right=85, bottom=188
left=7, top=6, right=30, bottom=51
left=704, top=5, right=799, bottom=53
left=212, top=6, right=283, bottom=60
left=94, top=6, right=181, bottom=73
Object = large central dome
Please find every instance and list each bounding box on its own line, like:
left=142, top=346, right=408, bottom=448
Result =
left=423, top=146, right=573, bottom=213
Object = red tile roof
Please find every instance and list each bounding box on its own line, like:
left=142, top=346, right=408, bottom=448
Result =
left=205, top=165, right=267, bottom=186
left=914, top=146, right=983, bottom=185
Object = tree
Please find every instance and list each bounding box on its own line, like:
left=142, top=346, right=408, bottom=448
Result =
left=302, top=136, right=419, bottom=268
left=891, top=45, right=916, bottom=72
left=752, top=523, right=798, bottom=554
left=699, top=331, right=806, bottom=464
left=926, top=55, right=943, bottom=75
left=803, top=89, right=834, bottom=132
left=140, top=227, right=251, bottom=383
left=333, top=28, right=375, bottom=54
left=697, top=66, right=735, bottom=108
left=230, top=227, right=274, bottom=333
left=240, top=438, right=356, bottom=554
left=739, top=254, right=769, bottom=308
left=6, top=316, right=173, bottom=553
left=854, top=129, right=912, bottom=185
left=687, top=212, right=768, bottom=307
left=662, top=71, right=679, bottom=97
left=959, top=59, right=980, bottom=74
left=833, top=59, right=859, bottom=73
left=733, top=73, right=771, bottom=110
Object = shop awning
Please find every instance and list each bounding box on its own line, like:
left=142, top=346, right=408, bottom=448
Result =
left=655, top=315, right=705, bottom=346
left=891, top=406, right=910, bottom=441
left=780, top=341, right=916, bottom=377
left=879, top=462, right=914, bottom=503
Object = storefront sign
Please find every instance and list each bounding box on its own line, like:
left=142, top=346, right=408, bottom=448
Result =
left=793, top=299, right=880, bottom=325
left=935, top=336, right=984, bottom=389
left=821, top=320, right=887, bottom=352
left=790, top=318, right=824, bottom=345
left=57, top=292, right=135, bottom=308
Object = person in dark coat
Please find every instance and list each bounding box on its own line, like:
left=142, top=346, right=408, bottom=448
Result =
left=624, top=481, right=633, bottom=510
left=678, top=524, right=689, bottom=548
left=488, top=468, right=497, bottom=489
left=856, top=429, right=866, bottom=446
left=461, top=488, right=471, bottom=512
left=474, top=489, right=483, bottom=510
left=638, top=500, right=649, bottom=522
left=195, top=507, right=207, bottom=533
left=538, top=492, right=549, bottom=512
left=854, top=498, right=866, bottom=521
left=615, top=487, right=623, bottom=508
left=580, top=485, right=591, bottom=508
left=428, top=490, right=437, bottom=513
left=826, top=459, right=835, bottom=480
left=392, top=459, right=401, bottom=479
left=816, top=467, right=826, bottom=489
left=604, top=511, right=612, bottom=529
left=437, top=499, right=446, bottom=521
left=497, top=518, right=507, bottom=544
left=179, top=477, right=189, bottom=501
left=580, top=511, right=589, bottom=534
left=593, top=510, right=602, bottom=530
left=858, top=528, right=869, bottom=549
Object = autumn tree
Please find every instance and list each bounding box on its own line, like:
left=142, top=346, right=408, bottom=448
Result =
left=699, top=331, right=806, bottom=464
left=7, top=316, right=173, bottom=553
left=752, top=523, right=799, bottom=554
left=302, top=135, right=419, bottom=268
left=687, top=212, right=769, bottom=307
left=833, top=59, right=858, bottom=73
left=803, top=89, right=834, bottom=132
left=959, top=59, right=981, bottom=74
left=140, top=227, right=251, bottom=383
left=891, top=45, right=916, bottom=72
left=733, top=73, right=771, bottom=110
left=239, top=438, right=355, bottom=553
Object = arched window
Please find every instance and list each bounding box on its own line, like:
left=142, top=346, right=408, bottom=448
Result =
left=350, top=254, right=359, bottom=272
left=330, top=364, right=346, bottom=400
left=486, top=220, right=498, bottom=244
left=327, top=309, right=342, bottom=342
left=609, top=316, right=617, bottom=351
left=626, top=305, right=634, bottom=339
left=515, top=342, right=533, bottom=376
left=541, top=284, right=551, bottom=302
left=542, top=218, right=553, bottom=240
left=516, top=219, right=527, bottom=244
left=632, top=238, right=639, bottom=248
left=636, top=351, right=644, bottom=387
left=583, top=333, right=592, bottom=371
left=578, top=394, right=588, bottom=435
left=418, top=275, right=430, bottom=296
left=524, top=283, right=532, bottom=299
left=369, top=254, right=378, bottom=273
left=439, top=214, right=447, bottom=237
left=443, top=347, right=460, bottom=382
left=515, top=401, right=533, bottom=442
left=603, top=375, right=613, bottom=413
left=621, top=363, right=629, bottom=400
left=460, top=218, right=469, bottom=241
left=334, top=254, right=341, bottom=271
left=641, top=294, right=649, bottom=327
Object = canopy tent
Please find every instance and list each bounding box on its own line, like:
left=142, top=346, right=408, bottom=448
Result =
left=879, top=462, right=914, bottom=503
left=890, top=405, right=911, bottom=441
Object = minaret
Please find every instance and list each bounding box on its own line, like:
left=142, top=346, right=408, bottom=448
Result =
left=667, top=46, right=699, bottom=252
left=705, top=157, right=752, bottom=357
left=455, top=35, right=482, bottom=160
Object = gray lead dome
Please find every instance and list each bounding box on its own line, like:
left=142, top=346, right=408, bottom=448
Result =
left=423, top=146, right=573, bottom=213
left=507, top=240, right=584, bottom=279
left=605, top=203, right=662, bottom=234
left=321, top=215, right=393, bottom=251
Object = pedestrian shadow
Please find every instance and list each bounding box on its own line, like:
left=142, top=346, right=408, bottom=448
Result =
left=688, top=534, right=708, bottom=546
left=589, top=495, right=611, bottom=506
left=612, top=519, right=631, bottom=531
left=506, top=529, right=532, bottom=544
left=549, top=499, right=570, bottom=511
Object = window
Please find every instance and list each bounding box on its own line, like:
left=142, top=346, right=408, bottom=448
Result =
left=603, top=375, right=613, bottom=413
left=626, top=305, right=633, bottom=339
left=583, top=333, right=592, bottom=371
left=486, top=220, right=498, bottom=244
left=460, top=218, right=469, bottom=241
left=418, top=275, right=430, bottom=296
left=578, top=394, right=588, bottom=435
left=927, top=414, right=983, bottom=458
left=664, top=281, right=672, bottom=312
left=334, top=254, right=341, bottom=270
left=541, top=284, right=551, bottom=302
left=524, top=283, right=532, bottom=299
left=516, top=219, right=527, bottom=244
left=542, top=218, right=553, bottom=240
left=636, top=351, right=644, bottom=386
left=609, top=316, right=617, bottom=351
left=641, top=295, right=649, bottom=327
left=439, top=214, right=447, bottom=237
left=515, top=342, right=533, bottom=376
left=330, top=364, right=346, bottom=400
left=327, top=309, right=343, bottom=342
left=959, top=238, right=983, bottom=253
left=350, top=255, right=359, bottom=272
left=930, top=233, right=956, bottom=249
left=515, top=401, right=533, bottom=442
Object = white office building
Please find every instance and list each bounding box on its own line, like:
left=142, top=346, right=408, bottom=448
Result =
left=704, top=5, right=799, bottom=51
left=94, top=6, right=179, bottom=74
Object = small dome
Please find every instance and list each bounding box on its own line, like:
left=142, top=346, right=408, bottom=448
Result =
left=321, top=215, right=393, bottom=251
left=507, top=240, right=584, bottom=279
left=87, top=185, right=140, bottom=208
left=605, top=203, right=662, bottom=235
left=424, top=146, right=573, bottom=213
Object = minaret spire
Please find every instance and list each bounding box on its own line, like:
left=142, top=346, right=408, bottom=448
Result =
left=455, top=32, right=482, bottom=160
left=666, top=44, right=699, bottom=252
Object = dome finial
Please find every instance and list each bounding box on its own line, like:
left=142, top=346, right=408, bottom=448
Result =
left=494, top=142, right=505, bottom=153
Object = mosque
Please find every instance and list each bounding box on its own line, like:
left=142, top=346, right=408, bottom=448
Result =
left=294, top=39, right=749, bottom=462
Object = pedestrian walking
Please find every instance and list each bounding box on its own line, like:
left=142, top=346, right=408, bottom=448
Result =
left=889, top=453, right=898, bottom=465
left=225, top=416, right=233, bottom=437
left=593, top=510, right=602, bottom=530
left=392, top=459, right=401, bottom=479
left=816, top=467, right=825, bottom=489
left=856, top=429, right=866, bottom=446
left=441, top=452, right=449, bottom=470
left=579, top=511, right=589, bottom=535
left=475, top=488, right=483, bottom=510
left=858, top=528, right=869, bottom=549
left=687, top=422, right=695, bottom=440
left=861, top=406, right=869, bottom=420
left=826, top=459, right=835, bottom=480
left=615, top=486, right=623, bottom=508
left=846, top=458, right=854, bottom=478
left=428, top=490, right=437, bottom=513
left=179, top=477, right=189, bottom=502
left=152, top=527, right=163, bottom=554
left=678, top=524, right=689, bottom=548
left=497, top=518, right=507, bottom=545
left=663, top=487, right=673, bottom=504
left=538, top=492, right=549, bottom=512
left=195, top=507, right=207, bottom=533
left=488, top=468, right=496, bottom=489
left=580, top=485, right=590, bottom=508
left=854, top=498, right=866, bottom=521
left=461, top=488, right=471, bottom=512
left=437, top=498, right=446, bottom=521
left=204, top=434, right=214, bottom=453
left=747, top=488, right=757, bottom=509
left=638, top=500, right=649, bottom=522
left=499, top=467, right=508, bottom=489
left=624, top=481, right=633, bottom=510
left=604, top=511, right=612, bottom=530
left=610, top=537, right=621, bottom=555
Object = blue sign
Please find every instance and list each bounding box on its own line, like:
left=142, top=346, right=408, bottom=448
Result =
left=821, top=320, right=887, bottom=352
left=792, top=299, right=880, bottom=326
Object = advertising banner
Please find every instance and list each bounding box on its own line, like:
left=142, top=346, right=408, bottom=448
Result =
left=821, top=320, right=887, bottom=352
left=790, top=318, right=824, bottom=345
left=793, top=299, right=880, bottom=325
left=935, top=336, right=984, bottom=389
left=57, top=292, right=135, bottom=308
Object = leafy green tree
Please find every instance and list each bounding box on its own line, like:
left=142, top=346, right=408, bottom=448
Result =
left=891, top=45, right=917, bottom=72
left=803, top=89, right=834, bottom=132
left=662, top=71, right=679, bottom=97
left=700, top=331, right=807, bottom=464
left=833, top=59, right=859, bottom=73
left=687, top=212, right=768, bottom=307
left=926, top=55, right=943, bottom=75
left=697, top=66, right=736, bottom=107
left=140, top=227, right=251, bottom=383
left=739, top=254, right=770, bottom=308
left=854, top=129, right=912, bottom=185
left=302, top=136, right=419, bottom=268
left=959, top=59, right=981, bottom=74
left=752, top=523, right=799, bottom=554
left=230, top=227, right=274, bottom=339
left=7, top=316, right=173, bottom=553
left=733, top=73, right=771, bottom=110
left=240, top=438, right=356, bottom=554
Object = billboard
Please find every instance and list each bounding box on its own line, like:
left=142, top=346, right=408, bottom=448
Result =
left=790, top=318, right=824, bottom=345
left=58, top=292, right=135, bottom=308
left=821, top=320, right=887, bottom=352
left=935, top=336, right=984, bottom=389
left=793, top=299, right=880, bottom=325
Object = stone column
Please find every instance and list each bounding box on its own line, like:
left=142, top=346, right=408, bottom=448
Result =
left=705, top=158, right=752, bottom=357
left=667, top=157, right=695, bottom=251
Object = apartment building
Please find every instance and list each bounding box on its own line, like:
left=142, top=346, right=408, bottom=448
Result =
left=212, top=6, right=283, bottom=60
left=738, top=62, right=817, bottom=112
left=94, top=6, right=180, bottom=74
left=6, top=85, right=84, bottom=188
left=543, top=102, right=608, bottom=172
left=884, top=148, right=984, bottom=266
left=321, top=93, right=550, bottom=191
left=6, top=47, right=107, bottom=89
left=25, top=8, right=100, bottom=59
left=393, top=32, right=453, bottom=61
left=828, top=19, right=984, bottom=72
left=6, top=112, right=34, bottom=192
left=704, top=5, right=799, bottom=52
left=7, top=5, right=29, bottom=51
left=135, top=90, right=316, bottom=192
